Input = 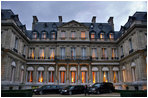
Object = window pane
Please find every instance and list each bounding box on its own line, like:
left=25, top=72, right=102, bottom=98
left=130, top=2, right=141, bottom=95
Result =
left=81, top=32, right=85, bottom=38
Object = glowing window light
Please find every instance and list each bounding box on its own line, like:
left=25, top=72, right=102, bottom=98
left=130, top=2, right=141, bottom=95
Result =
left=91, top=33, right=95, bottom=39
left=122, top=70, right=125, bottom=82
left=112, top=48, right=115, bottom=58
left=82, top=72, right=86, bottom=83
left=102, top=48, right=105, bottom=58
left=29, top=71, right=33, bottom=82
left=92, top=48, right=96, bottom=58
left=38, top=71, right=43, bottom=83
left=61, top=71, right=65, bottom=83
left=50, top=49, right=55, bottom=59
left=92, top=72, right=96, bottom=83
left=31, top=49, right=35, bottom=59
left=49, top=71, right=54, bottom=82
left=109, top=33, right=113, bottom=39
left=71, top=72, right=75, bottom=83
left=100, top=33, right=104, bottom=39
left=40, top=49, right=44, bottom=59
left=81, top=32, right=86, bottom=38
left=103, top=72, right=108, bottom=82
left=42, top=32, right=46, bottom=39
left=113, top=71, right=116, bottom=83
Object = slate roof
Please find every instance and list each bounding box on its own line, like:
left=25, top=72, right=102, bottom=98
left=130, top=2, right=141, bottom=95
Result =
left=2, top=9, right=147, bottom=40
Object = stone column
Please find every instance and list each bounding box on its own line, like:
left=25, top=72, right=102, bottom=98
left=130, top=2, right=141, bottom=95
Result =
left=78, top=64, right=80, bottom=84
left=66, top=64, right=69, bottom=85
left=34, top=66, right=37, bottom=83
left=56, top=64, right=58, bottom=85
left=44, top=66, right=47, bottom=84
left=89, top=64, right=91, bottom=84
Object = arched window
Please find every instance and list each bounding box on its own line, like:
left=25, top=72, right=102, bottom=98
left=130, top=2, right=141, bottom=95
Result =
left=32, top=32, right=37, bottom=39
left=122, top=66, right=126, bottom=82
left=131, top=62, right=136, bottom=81
left=102, top=67, right=109, bottom=82
left=59, top=67, right=66, bottom=83
left=37, top=67, right=44, bottom=83
left=91, top=32, right=95, bottom=39
left=81, top=67, right=88, bottom=83
left=48, top=67, right=55, bottom=83
left=109, top=33, right=114, bottom=40
left=20, top=66, right=24, bottom=83
left=51, top=31, right=56, bottom=40
left=92, top=67, right=99, bottom=83
left=70, top=67, right=77, bottom=83
left=41, top=31, right=47, bottom=39
left=113, top=67, right=119, bottom=83
left=100, top=33, right=105, bottom=40
left=27, top=67, right=34, bottom=83
left=10, top=61, right=16, bottom=82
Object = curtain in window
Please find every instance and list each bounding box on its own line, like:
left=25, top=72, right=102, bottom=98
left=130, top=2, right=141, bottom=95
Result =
left=81, top=32, right=85, bottom=38
left=103, top=71, right=108, bottom=82
left=50, top=49, right=55, bottom=59
left=71, top=71, right=76, bottom=83
left=49, top=71, right=54, bottom=82
left=38, top=71, right=43, bottom=83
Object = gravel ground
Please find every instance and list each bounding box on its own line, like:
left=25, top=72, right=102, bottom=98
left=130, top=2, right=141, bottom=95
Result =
left=33, top=92, right=120, bottom=97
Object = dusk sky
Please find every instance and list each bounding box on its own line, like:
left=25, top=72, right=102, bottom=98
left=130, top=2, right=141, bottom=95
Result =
left=1, top=1, right=147, bottom=31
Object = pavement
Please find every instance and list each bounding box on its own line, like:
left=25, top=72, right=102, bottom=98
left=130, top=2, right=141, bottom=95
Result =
left=33, top=92, right=120, bottom=97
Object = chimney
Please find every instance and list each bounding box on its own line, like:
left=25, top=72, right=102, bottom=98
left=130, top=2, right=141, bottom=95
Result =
left=92, top=16, right=96, bottom=23
left=108, top=17, right=114, bottom=30
left=32, top=16, right=38, bottom=30
left=58, top=16, right=62, bottom=23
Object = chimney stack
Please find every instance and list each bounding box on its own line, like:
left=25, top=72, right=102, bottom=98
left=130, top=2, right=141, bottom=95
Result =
left=92, top=16, right=96, bottom=23
left=108, top=17, right=114, bottom=30
left=32, top=16, right=38, bottom=30
left=58, top=16, right=62, bottom=23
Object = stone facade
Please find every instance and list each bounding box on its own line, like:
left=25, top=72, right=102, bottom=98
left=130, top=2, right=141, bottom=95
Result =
left=1, top=9, right=147, bottom=90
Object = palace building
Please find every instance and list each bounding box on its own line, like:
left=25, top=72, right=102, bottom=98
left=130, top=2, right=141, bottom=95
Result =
left=1, top=9, right=147, bottom=90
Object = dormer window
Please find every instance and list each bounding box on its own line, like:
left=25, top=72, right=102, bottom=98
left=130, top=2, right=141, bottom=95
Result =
left=100, top=33, right=104, bottom=40
left=42, top=32, right=46, bottom=39
left=51, top=32, right=56, bottom=40
left=81, top=31, right=86, bottom=39
left=109, top=33, right=114, bottom=40
left=32, top=32, right=37, bottom=39
left=91, top=32, right=95, bottom=39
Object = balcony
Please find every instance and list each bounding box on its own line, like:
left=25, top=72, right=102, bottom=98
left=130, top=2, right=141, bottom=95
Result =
left=129, top=49, right=134, bottom=54
left=111, top=57, right=119, bottom=60
left=27, top=56, right=35, bottom=59
left=56, top=56, right=90, bottom=61
left=91, top=57, right=98, bottom=60
left=101, top=57, right=108, bottom=60
left=121, top=55, right=124, bottom=58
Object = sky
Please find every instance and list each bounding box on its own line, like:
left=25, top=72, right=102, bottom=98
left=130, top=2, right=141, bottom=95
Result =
left=1, top=1, right=147, bottom=31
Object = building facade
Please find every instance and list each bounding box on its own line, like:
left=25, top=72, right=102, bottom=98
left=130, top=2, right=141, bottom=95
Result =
left=1, top=9, right=147, bottom=90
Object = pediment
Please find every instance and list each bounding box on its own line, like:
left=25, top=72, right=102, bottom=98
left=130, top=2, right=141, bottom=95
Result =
left=59, top=20, right=88, bottom=28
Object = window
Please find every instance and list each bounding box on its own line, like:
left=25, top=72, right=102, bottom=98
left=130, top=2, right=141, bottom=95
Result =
left=51, top=32, right=56, bottom=39
left=103, top=71, right=109, bottom=82
left=109, top=33, right=114, bottom=40
left=60, top=71, right=66, bottom=83
left=71, top=71, right=76, bottom=83
left=38, top=71, right=44, bottom=83
left=49, top=71, right=54, bottom=83
left=27, top=71, right=33, bottom=82
left=129, top=39, right=133, bottom=50
left=39, top=48, right=45, bottom=59
left=100, top=33, right=104, bottom=40
left=71, top=31, right=76, bottom=39
left=71, top=47, right=76, bottom=59
left=61, top=31, right=66, bottom=38
left=112, top=48, right=117, bottom=58
left=42, top=32, right=46, bottom=39
left=122, top=70, right=126, bottom=82
left=81, top=71, right=87, bottom=83
left=102, top=48, right=107, bottom=58
left=92, top=48, right=97, bottom=58
left=32, top=32, right=37, bottom=39
left=50, top=48, right=55, bottom=59
left=81, top=31, right=86, bottom=39
left=23, top=45, right=26, bottom=55
left=113, top=71, right=119, bottom=83
left=20, top=66, right=24, bottom=83
left=131, top=67, right=136, bottom=81
left=92, top=71, right=97, bottom=83
left=10, top=66, right=15, bottom=82
left=29, top=48, right=35, bottom=59
left=121, top=46, right=124, bottom=56
left=14, top=37, right=18, bottom=49
left=91, top=33, right=95, bottom=39
left=82, top=48, right=86, bottom=59
left=61, top=47, right=65, bottom=59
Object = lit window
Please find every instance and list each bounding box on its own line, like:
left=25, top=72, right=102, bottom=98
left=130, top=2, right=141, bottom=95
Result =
left=71, top=31, right=76, bottom=39
left=81, top=31, right=86, bottom=39
left=30, top=48, right=35, bottom=59
left=91, top=33, right=95, bottom=39
left=113, top=71, right=119, bottom=83
left=100, top=33, right=104, bottom=40
left=51, top=32, right=56, bottom=39
left=60, top=71, right=66, bottom=83
left=33, top=32, right=37, bottom=39
left=92, top=48, right=97, bottom=58
left=71, top=71, right=76, bottom=83
left=27, top=71, right=33, bottom=82
left=42, top=32, right=46, bottom=39
left=109, top=33, right=114, bottom=40
left=92, top=71, right=97, bottom=83
left=49, top=71, right=54, bottom=83
left=82, top=72, right=87, bottom=83
left=103, top=71, right=109, bottom=82
left=61, top=31, right=66, bottom=38
left=112, top=48, right=117, bottom=58
left=102, top=48, right=107, bottom=58
left=50, top=48, right=55, bottom=60
left=38, top=71, right=44, bottom=83
left=122, top=70, right=126, bottom=82
left=14, top=37, right=18, bottom=49
left=40, top=48, right=45, bottom=59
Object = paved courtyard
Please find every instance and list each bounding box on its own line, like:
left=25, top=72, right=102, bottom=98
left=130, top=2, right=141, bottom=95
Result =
left=33, top=92, right=120, bottom=97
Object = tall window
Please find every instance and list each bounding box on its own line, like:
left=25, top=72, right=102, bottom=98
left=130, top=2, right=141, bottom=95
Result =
left=27, top=71, right=33, bottom=82
left=71, top=31, right=76, bottom=39
left=14, top=37, right=18, bottom=49
left=100, top=33, right=104, bottom=40
left=20, top=67, right=24, bottom=83
left=60, top=71, right=66, bottom=83
left=39, top=48, right=45, bottom=59
left=129, top=39, right=133, bottom=50
left=49, top=71, right=54, bottom=83
left=131, top=67, right=136, bottom=81
left=82, top=48, right=86, bottom=59
left=10, top=66, right=15, bottom=82
left=61, top=31, right=66, bottom=39
left=121, top=46, right=124, bottom=56
left=32, top=32, right=37, bottom=39
left=102, top=48, right=107, bottom=58
left=23, top=45, right=26, bottom=55
left=109, top=33, right=114, bottom=40
left=81, top=71, right=87, bottom=83
left=91, top=32, right=95, bottom=39
left=50, top=48, right=55, bottom=59
left=113, top=71, right=119, bottom=83
left=38, top=71, right=44, bottom=83
left=71, top=71, right=76, bottom=83
left=112, top=48, right=117, bottom=58
left=122, top=70, right=126, bottom=82
left=51, top=32, right=56, bottom=39
left=81, top=31, right=86, bottom=39
left=42, top=32, right=46, bottom=39
left=103, top=71, right=109, bottom=82
left=92, top=48, right=97, bottom=59
left=92, top=71, right=97, bottom=83
left=71, top=47, right=76, bottom=59
left=61, top=47, right=65, bottom=59
left=29, top=48, right=35, bottom=59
